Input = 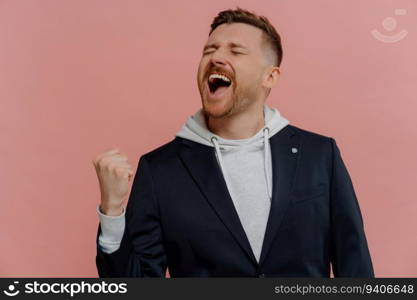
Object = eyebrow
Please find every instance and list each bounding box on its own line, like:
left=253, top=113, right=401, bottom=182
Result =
left=203, top=42, right=248, bottom=52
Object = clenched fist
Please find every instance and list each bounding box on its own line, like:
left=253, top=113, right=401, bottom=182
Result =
left=92, top=148, right=134, bottom=216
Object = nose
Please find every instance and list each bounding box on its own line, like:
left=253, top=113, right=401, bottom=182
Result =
left=209, top=50, right=227, bottom=67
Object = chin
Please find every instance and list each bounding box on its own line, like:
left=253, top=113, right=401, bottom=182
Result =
left=202, top=99, right=234, bottom=119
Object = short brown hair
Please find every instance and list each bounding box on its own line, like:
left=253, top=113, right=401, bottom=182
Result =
left=209, top=7, right=283, bottom=67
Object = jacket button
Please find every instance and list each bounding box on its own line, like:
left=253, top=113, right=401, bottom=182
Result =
left=258, top=273, right=265, bottom=278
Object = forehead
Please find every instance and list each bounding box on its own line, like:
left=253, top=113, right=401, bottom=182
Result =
left=205, top=22, right=264, bottom=49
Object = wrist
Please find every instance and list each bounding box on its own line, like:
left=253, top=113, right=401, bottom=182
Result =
left=100, top=202, right=123, bottom=216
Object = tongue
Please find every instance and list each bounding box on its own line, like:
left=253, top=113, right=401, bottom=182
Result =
left=213, top=85, right=229, bottom=97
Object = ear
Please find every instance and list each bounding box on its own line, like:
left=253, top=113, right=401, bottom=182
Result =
left=262, top=66, right=280, bottom=89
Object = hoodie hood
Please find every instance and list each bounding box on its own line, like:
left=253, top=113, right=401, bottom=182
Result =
left=175, top=104, right=290, bottom=199
left=176, top=104, right=289, bottom=149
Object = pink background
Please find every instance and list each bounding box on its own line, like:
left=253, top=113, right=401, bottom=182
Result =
left=1, top=0, right=416, bottom=277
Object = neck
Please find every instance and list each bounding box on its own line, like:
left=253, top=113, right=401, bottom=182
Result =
left=206, top=103, right=265, bottom=139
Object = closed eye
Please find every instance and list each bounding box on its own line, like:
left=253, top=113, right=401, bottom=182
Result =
left=202, top=50, right=245, bottom=56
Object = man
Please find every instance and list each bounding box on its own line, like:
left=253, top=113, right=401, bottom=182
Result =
left=93, top=7, right=374, bottom=277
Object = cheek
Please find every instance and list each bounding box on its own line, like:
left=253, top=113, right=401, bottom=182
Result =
left=196, top=64, right=202, bottom=79
left=235, top=69, right=255, bottom=86
left=197, top=59, right=208, bottom=76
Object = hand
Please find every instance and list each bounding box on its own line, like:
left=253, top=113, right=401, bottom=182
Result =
left=92, top=148, right=134, bottom=216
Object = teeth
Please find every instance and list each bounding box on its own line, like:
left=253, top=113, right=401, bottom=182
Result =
left=208, top=73, right=231, bottom=83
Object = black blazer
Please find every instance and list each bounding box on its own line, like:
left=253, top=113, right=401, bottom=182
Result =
left=96, top=124, right=374, bottom=277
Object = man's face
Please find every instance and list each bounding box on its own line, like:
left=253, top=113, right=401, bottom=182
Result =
left=197, top=22, right=273, bottom=119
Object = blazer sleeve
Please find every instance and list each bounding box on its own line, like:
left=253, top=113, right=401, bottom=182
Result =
left=95, top=155, right=168, bottom=277
left=329, top=138, right=374, bottom=277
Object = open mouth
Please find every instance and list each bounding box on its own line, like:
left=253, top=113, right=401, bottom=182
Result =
left=207, top=73, right=232, bottom=98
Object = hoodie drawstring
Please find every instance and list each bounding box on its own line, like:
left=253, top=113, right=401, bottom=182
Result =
left=211, top=127, right=272, bottom=201
left=211, top=136, right=234, bottom=200
left=263, top=127, right=272, bottom=200
left=211, top=136, right=225, bottom=173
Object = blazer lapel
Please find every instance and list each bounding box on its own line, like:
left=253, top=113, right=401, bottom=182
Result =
left=258, top=125, right=300, bottom=266
left=178, top=139, right=258, bottom=266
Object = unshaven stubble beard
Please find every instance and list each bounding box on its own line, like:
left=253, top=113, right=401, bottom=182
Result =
left=199, top=80, right=255, bottom=120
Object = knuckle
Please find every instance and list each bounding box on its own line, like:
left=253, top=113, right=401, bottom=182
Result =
left=114, top=168, right=125, bottom=177
left=105, top=161, right=114, bottom=171
left=99, top=159, right=109, bottom=170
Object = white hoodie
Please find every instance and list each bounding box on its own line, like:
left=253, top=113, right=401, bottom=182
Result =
left=97, top=104, right=290, bottom=262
